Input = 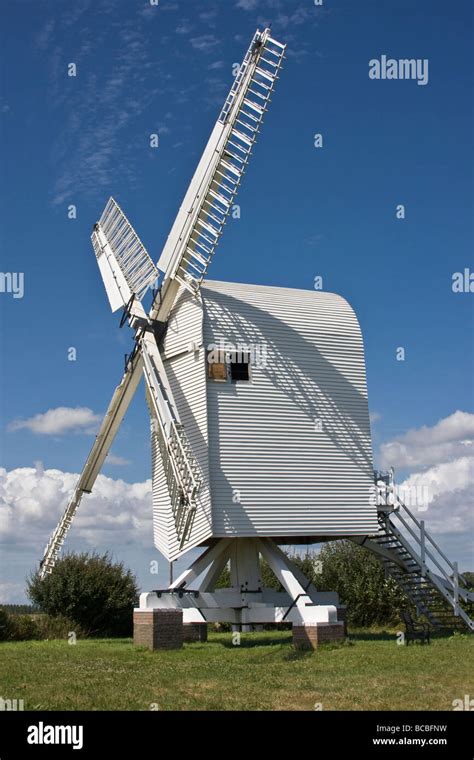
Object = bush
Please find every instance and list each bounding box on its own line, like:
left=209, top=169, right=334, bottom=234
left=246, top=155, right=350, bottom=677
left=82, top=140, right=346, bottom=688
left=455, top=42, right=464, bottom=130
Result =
left=0, top=608, right=14, bottom=641
left=0, top=610, right=87, bottom=642
left=35, top=614, right=86, bottom=640
left=0, top=609, right=39, bottom=641
left=27, top=552, right=139, bottom=637
left=9, top=614, right=40, bottom=641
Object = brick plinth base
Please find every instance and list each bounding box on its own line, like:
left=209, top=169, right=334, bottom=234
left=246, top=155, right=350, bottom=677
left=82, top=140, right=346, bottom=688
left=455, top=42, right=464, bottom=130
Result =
left=293, top=622, right=345, bottom=650
left=183, top=623, right=208, bottom=643
left=133, top=609, right=183, bottom=650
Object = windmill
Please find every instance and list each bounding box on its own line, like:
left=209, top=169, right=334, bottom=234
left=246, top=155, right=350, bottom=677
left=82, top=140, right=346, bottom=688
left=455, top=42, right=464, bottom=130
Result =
left=40, top=28, right=473, bottom=645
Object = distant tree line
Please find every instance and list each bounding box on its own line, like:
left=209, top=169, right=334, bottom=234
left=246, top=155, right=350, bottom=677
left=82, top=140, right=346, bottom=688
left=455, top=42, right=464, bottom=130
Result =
left=0, top=604, right=39, bottom=615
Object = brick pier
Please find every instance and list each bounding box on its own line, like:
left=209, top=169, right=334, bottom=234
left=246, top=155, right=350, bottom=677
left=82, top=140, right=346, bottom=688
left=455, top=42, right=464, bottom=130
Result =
left=133, top=609, right=183, bottom=650
left=292, top=621, right=345, bottom=650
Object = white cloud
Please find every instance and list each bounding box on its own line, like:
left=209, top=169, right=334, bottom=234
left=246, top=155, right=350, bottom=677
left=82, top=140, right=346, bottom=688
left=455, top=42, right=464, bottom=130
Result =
left=8, top=407, right=101, bottom=436
left=106, top=453, right=131, bottom=466
left=398, top=457, right=474, bottom=534
left=380, top=410, right=474, bottom=470
left=378, top=412, right=474, bottom=545
left=0, top=467, right=152, bottom=549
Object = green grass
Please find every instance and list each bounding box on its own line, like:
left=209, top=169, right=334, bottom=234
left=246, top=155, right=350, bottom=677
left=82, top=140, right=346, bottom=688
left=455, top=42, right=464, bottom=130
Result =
left=0, top=630, right=472, bottom=711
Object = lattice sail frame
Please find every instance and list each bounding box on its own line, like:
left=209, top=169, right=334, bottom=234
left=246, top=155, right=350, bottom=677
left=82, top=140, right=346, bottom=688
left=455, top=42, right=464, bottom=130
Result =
left=91, top=197, right=158, bottom=312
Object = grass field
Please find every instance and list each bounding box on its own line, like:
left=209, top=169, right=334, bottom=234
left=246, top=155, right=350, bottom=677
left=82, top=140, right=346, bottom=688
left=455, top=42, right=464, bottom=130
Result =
left=0, top=630, right=472, bottom=711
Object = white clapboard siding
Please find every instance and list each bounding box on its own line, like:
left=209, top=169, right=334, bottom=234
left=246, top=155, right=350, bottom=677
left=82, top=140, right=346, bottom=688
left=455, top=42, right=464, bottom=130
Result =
left=150, top=288, right=213, bottom=561
left=201, top=280, right=378, bottom=538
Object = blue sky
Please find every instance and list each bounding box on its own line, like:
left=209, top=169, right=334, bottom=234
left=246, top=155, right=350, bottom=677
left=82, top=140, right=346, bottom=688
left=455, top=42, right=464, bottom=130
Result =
left=0, top=0, right=473, bottom=600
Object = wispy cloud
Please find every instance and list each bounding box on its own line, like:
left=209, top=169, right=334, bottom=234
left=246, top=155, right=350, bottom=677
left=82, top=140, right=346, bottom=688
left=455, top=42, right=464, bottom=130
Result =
left=8, top=407, right=101, bottom=436
left=190, top=34, right=219, bottom=53
left=304, top=233, right=324, bottom=246
left=176, top=20, right=193, bottom=35
left=35, top=18, right=56, bottom=51
left=274, top=5, right=313, bottom=29
left=199, top=9, right=218, bottom=26
left=139, top=5, right=159, bottom=20
left=236, top=0, right=260, bottom=10
left=153, top=1, right=179, bottom=11
left=203, top=76, right=228, bottom=109
left=43, top=9, right=172, bottom=207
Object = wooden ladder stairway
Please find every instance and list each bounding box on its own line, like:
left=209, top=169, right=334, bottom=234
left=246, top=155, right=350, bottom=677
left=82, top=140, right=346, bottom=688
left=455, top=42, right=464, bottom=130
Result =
left=354, top=472, right=474, bottom=631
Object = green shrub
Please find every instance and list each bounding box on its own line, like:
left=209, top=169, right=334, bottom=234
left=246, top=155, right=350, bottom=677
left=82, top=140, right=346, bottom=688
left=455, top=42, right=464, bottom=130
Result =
left=27, top=552, right=139, bottom=637
left=35, top=614, right=87, bottom=640
left=0, top=608, right=14, bottom=641
left=9, top=614, right=40, bottom=641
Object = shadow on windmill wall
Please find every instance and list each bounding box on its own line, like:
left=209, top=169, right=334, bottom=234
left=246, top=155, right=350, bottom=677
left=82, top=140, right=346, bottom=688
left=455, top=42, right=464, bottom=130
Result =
left=202, top=285, right=374, bottom=534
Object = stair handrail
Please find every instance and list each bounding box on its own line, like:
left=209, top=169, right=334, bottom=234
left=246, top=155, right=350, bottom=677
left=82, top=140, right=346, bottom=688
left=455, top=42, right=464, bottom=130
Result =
left=381, top=515, right=473, bottom=622
left=390, top=491, right=471, bottom=589
left=375, top=470, right=471, bottom=589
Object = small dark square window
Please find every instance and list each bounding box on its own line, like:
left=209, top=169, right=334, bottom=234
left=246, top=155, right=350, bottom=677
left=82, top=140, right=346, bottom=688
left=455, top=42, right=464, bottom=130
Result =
left=230, top=359, right=250, bottom=382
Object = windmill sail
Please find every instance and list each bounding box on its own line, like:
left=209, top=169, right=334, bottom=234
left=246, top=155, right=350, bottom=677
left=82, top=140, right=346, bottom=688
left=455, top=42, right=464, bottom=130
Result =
left=92, top=197, right=158, bottom=312
left=39, top=354, right=143, bottom=578
left=140, top=331, right=203, bottom=548
left=153, top=28, right=286, bottom=322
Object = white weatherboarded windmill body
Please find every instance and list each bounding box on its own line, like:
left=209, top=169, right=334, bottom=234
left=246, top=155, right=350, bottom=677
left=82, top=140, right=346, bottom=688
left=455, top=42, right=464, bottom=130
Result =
left=40, top=29, right=473, bottom=644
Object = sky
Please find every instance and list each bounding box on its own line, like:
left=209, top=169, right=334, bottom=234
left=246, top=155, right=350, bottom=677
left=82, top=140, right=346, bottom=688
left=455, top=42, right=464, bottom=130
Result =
left=0, top=0, right=473, bottom=602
